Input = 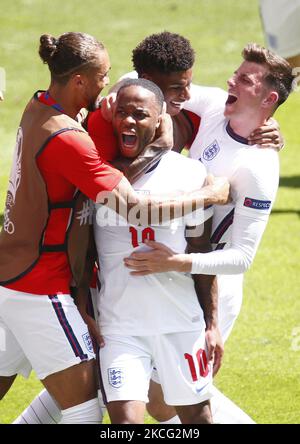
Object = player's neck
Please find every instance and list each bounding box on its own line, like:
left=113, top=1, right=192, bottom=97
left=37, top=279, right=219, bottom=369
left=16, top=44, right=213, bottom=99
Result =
left=47, top=84, right=79, bottom=119
left=229, top=114, right=268, bottom=139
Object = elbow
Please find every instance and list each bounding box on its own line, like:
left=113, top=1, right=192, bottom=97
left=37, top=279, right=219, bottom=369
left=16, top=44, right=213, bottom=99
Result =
left=236, top=252, right=253, bottom=273
left=237, top=263, right=250, bottom=274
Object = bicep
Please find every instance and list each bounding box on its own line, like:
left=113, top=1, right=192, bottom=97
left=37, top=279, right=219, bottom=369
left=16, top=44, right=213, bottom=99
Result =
left=185, top=217, right=213, bottom=253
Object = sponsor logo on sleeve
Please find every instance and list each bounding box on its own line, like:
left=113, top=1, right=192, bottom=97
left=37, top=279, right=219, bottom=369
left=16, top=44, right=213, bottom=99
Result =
left=108, top=367, right=125, bottom=388
left=203, top=140, right=220, bottom=161
left=243, top=197, right=271, bottom=210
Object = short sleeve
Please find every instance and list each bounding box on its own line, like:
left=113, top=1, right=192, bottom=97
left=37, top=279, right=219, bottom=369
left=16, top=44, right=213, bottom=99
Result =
left=47, top=130, right=123, bottom=201
left=184, top=85, right=227, bottom=117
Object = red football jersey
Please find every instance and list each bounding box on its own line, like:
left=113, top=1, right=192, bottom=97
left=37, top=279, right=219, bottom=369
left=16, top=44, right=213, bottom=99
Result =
left=6, top=92, right=122, bottom=295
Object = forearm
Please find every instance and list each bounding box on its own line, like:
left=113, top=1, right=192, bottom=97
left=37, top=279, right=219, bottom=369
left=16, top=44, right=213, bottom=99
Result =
left=187, top=219, right=218, bottom=329
left=191, top=214, right=267, bottom=275
left=190, top=247, right=253, bottom=275
left=166, top=213, right=267, bottom=275
left=193, top=273, right=218, bottom=329
left=74, top=285, right=90, bottom=315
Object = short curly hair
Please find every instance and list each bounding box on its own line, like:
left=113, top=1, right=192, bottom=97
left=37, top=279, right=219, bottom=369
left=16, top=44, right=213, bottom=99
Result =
left=132, top=31, right=195, bottom=76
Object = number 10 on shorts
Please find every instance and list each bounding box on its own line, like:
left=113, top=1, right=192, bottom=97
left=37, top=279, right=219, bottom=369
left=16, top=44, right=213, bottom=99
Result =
left=184, top=348, right=209, bottom=381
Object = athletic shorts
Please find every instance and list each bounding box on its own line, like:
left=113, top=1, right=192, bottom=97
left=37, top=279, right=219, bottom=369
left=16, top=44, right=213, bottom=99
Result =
left=151, top=274, right=243, bottom=386
left=260, top=0, right=300, bottom=58
left=100, top=331, right=213, bottom=406
left=0, top=287, right=95, bottom=380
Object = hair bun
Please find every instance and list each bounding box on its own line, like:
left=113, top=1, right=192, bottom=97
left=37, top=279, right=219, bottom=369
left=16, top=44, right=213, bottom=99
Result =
left=39, top=34, right=58, bottom=63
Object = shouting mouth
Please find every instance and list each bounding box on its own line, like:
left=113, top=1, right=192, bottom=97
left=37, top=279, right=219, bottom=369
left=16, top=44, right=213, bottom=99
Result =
left=226, top=94, right=238, bottom=105
left=122, top=132, right=137, bottom=148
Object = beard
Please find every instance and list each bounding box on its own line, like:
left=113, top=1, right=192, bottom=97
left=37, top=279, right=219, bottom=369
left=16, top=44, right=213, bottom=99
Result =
left=86, top=95, right=102, bottom=112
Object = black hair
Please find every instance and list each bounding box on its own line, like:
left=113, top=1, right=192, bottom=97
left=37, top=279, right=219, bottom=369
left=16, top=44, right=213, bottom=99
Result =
left=117, top=78, right=164, bottom=112
left=39, top=32, right=105, bottom=83
left=132, top=31, right=195, bottom=76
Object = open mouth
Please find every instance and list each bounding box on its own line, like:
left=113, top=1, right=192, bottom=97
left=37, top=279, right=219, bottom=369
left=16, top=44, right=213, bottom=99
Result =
left=226, top=94, right=238, bottom=105
left=122, top=133, right=137, bottom=147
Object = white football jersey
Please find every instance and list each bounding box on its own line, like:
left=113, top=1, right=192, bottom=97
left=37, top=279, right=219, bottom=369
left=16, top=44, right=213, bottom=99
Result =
left=183, top=85, right=279, bottom=339
left=185, top=85, right=279, bottom=251
left=94, top=151, right=213, bottom=335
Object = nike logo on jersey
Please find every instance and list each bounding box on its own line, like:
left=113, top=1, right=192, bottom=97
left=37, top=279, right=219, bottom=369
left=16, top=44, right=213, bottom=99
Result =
left=195, top=381, right=211, bottom=394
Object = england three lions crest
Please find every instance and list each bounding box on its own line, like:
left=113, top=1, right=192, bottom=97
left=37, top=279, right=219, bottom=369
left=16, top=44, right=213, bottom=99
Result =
left=203, top=140, right=220, bottom=161
left=108, top=367, right=125, bottom=388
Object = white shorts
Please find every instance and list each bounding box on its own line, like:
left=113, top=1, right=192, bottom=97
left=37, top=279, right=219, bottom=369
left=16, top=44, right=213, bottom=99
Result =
left=0, top=287, right=95, bottom=380
left=260, top=0, right=300, bottom=58
left=151, top=273, right=243, bottom=386
left=100, top=331, right=213, bottom=406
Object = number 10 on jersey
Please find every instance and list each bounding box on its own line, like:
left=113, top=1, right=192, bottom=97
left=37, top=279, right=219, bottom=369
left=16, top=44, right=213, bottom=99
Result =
left=129, top=227, right=155, bottom=248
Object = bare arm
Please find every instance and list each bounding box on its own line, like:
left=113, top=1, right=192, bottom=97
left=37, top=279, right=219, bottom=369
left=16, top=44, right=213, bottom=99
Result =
left=248, top=117, right=284, bottom=150
left=187, top=219, right=217, bottom=327
left=186, top=219, right=223, bottom=376
left=73, top=227, right=104, bottom=347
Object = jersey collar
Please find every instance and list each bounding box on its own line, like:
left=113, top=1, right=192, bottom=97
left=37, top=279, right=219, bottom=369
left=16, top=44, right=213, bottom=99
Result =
left=226, top=122, right=249, bottom=145
left=34, top=90, right=65, bottom=113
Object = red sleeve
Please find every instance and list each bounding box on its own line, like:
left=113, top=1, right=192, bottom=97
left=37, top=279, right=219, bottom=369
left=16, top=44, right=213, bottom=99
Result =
left=87, top=109, right=120, bottom=162
left=184, top=110, right=201, bottom=149
left=41, top=130, right=123, bottom=201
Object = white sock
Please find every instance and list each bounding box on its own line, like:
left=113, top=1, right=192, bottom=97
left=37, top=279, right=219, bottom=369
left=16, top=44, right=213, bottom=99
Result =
left=210, top=386, right=256, bottom=424
left=59, top=398, right=102, bottom=424
left=13, top=389, right=61, bottom=424
left=159, top=415, right=181, bottom=425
